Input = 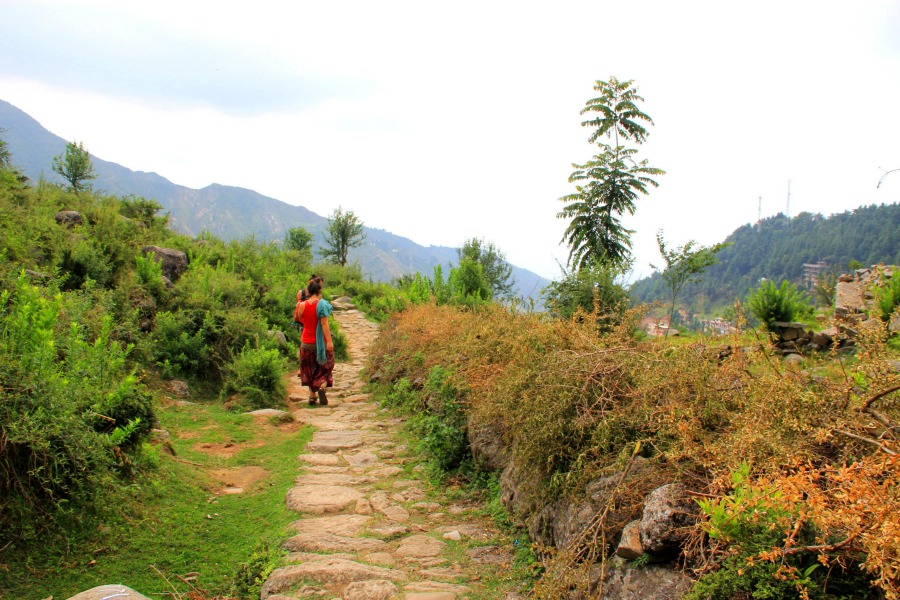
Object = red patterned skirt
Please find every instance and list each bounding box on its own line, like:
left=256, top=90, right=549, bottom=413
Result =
left=298, top=343, right=334, bottom=391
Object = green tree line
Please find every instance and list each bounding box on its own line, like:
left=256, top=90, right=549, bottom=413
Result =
left=631, top=206, right=900, bottom=313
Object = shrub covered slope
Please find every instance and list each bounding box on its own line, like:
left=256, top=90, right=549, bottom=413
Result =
left=367, top=301, right=900, bottom=598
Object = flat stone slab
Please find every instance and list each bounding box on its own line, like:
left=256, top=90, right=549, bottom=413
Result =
left=245, top=408, right=290, bottom=418
left=305, top=465, right=350, bottom=474
left=404, top=581, right=472, bottom=594
left=419, top=567, right=464, bottom=580
left=67, top=586, right=152, bottom=600
left=394, top=534, right=447, bottom=558
left=282, top=531, right=387, bottom=553
left=370, top=466, right=404, bottom=478
left=404, top=593, right=457, bottom=600
left=343, top=579, right=399, bottom=600
left=344, top=451, right=380, bottom=467
left=299, top=453, right=343, bottom=466
left=369, top=522, right=410, bottom=537
left=306, top=430, right=365, bottom=453
left=379, top=505, right=411, bottom=522
left=295, top=472, right=369, bottom=486
left=286, top=484, right=362, bottom=514
left=291, top=514, right=371, bottom=536
left=261, top=559, right=406, bottom=596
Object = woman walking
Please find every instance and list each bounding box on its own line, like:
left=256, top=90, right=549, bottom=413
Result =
left=297, top=277, right=334, bottom=405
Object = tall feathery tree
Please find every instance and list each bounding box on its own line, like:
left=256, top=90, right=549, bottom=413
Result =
left=320, top=207, right=366, bottom=267
left=558, top=77, right=664, bottom=269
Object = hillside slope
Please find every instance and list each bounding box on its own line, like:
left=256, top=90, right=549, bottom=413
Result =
left=0, top=99, right=548, bottom=296
left=631, top=206, right=900, bottom=312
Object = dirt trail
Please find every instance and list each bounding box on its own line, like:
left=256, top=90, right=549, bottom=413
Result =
left=261, top=305, right=522, bottom=600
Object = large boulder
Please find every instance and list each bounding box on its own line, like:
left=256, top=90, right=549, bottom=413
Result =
left=468, top=420, right=510, bottom=472
left=599, top=562, right=693, bottom=600
left=835, top=280, right=866, bottom=317
left=528, top=459, right=649, bottom=550
left=141, top=246, right=188, bottom=282
left=639, top=483, right=699, bottom=555
left=55, top=210, right=83, bottom=227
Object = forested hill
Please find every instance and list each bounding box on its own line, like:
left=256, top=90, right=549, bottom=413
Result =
left=0, top=99, right=549, bottom=297
left=631, top=204, right=900, bottom=312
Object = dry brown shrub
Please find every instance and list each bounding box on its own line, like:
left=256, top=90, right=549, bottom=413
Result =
left=367, top=300, right=900, bottom=594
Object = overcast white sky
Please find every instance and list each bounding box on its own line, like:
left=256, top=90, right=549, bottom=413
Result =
left=2, top=0, right=899, bottom=280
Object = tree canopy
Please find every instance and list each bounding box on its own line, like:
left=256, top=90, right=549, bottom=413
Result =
left=52, top=141, right=97, bottom=192
left=320, top=207, right=365, bottom=267
left=558, top=77, right=664, bottom=270
left=457, top=237, right=515, bottom=300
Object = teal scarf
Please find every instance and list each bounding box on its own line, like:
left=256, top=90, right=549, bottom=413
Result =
left=315, top=298, right=333, bottom=365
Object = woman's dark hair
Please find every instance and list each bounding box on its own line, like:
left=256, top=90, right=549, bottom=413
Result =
left=307, top=278, right=323, bottom=297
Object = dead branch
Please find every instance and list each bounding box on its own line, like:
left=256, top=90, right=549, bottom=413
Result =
left=151, top=564, right=182, bottom=599
left=832, top=429, right=897, bottom=456
left=777, top=533, right=862, bottom=557
left=861, top=384, right=900, bottom=411
left=164, top=454, right=205, bottom=467
left=861, top=407, right=898, bottom=440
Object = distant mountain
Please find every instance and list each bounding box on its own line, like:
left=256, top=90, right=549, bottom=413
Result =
left=0, top=99, right=548, bottom=297
left=631, top=205, right=900, bottom=312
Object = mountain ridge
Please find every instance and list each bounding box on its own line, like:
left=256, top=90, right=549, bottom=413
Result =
left=0, top=99, right=548, bottom=296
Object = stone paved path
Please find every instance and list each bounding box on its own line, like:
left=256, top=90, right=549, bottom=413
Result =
left=261, top=305, right=520, bottom=600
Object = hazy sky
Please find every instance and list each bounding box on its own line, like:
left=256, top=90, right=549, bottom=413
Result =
left=2, top=0, right=899, bottom=280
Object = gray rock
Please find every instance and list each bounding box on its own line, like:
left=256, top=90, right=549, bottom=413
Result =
left=267, top=330, right=288, bottom=345
left=55, top=210, right=83, bottom=227
left=783, top=353, right=805, bottom=365
left=600, top=564, right=693, bottom=599
left=67, top=585, right=152, bottom=600
left=811, top=330, right=833, bottom=348
left=141, top=245, right=188, bottom=282
left=169, top=379, right=190, bottom=398
left=835, top=280, right=866, bottom=316
left=615, top=520, right=644, bottom=560
left=331, top=296, right=356, bottom=311
left=342, top=579, right=398, bottom=600
left=468, top=420, right=510, bottom=472
left=639, top=483, right=699, bottom=554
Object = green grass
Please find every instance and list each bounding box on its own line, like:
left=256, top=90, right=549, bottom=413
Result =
left=0, top=401, right=312, bottom=600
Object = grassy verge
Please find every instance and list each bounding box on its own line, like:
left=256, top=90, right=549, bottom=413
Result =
left=0, top=400, right=311, bottom=600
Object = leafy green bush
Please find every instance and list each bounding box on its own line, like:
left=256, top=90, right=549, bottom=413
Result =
left=392, top=366, right=471, bottom=474
left=232, top=543, right=284, bottom=599
left=150, top=310, right=211, bottom=377
left=746, top=279, right=810, bottom=328
left=222, top=345, right=287, bottom=409
left=0, top=275, right=154, bottom=538
left=875, top=272, right=900, bottom=323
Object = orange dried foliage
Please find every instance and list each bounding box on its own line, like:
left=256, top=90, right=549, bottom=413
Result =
left=368, top=301, right=900, bottom=591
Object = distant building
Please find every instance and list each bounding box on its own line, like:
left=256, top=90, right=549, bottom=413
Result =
left=802, top=261, right=830, bottom=288
left=640, top=315, right=676, bottom=337
left=700, top=317, right=737, bottom=335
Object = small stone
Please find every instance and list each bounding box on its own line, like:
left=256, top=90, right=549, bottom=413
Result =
left=441, top=531, right=462, bottom=541
left=615, top=520, right=644, bottom=560
left=356, top=498, right=374, bottom=515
